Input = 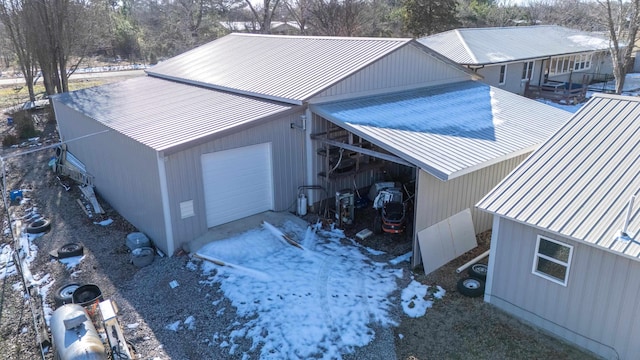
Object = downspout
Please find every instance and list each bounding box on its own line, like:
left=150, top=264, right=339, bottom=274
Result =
left=304, top=107, right=315, bottom=206
left=157, top=151, right=175, bottom=256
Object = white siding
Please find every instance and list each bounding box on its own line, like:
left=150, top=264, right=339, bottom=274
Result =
left=489, top=217, right=640, bottom=360
left=411, top=153, right=528, bottom=266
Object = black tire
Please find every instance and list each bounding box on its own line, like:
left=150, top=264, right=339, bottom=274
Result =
left=58, top=243, right=84, bottom=259
left=373, top=215, right=382, bottom=234
left=457, top=277, right=485, bottom=298
left=54, top=283, right=81, bottom=308
left=468, top=263, right=488, bottom=281
left=72, top=284, right=103, bottom=305
left=26, top=219, right=51, bottom=234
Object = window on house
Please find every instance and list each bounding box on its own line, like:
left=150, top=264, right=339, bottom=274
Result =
left=499, top=65, right=506, bottom=84
left=548, top=53, right=593, bottom=76
left=532, top=236, right=573, bottom=286
left=522, top=61, right=534, bottom=80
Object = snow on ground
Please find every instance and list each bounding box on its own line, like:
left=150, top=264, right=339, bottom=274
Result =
left=193, top=220, right=437, bottom=359
left=537, top=73, right=640, bottom=114
left=401, top=279, right=445, bottom=318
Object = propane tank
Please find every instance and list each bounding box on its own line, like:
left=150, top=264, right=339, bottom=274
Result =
left=50, top=304, right=107, bottom=360
left=297, top=193, right=308, bottom=216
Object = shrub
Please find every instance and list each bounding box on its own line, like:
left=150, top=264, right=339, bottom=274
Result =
left=13, top=111, right=39, bottom=139
left=3, top=134, right=18, bottom=147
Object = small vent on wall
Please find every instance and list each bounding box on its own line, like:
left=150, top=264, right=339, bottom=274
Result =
left=180, top=200, right=195, bottom=219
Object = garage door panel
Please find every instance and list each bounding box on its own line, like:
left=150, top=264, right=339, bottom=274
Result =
left=201, top=143, right=274, bottom=227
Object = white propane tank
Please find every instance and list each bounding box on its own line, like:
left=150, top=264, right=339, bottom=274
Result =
left=50, top=304, right=107, bottom=360
left=297, top=193, right=308, bottom=216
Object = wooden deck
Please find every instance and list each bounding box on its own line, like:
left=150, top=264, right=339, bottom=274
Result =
left=525, top=80, right=588, bottom=104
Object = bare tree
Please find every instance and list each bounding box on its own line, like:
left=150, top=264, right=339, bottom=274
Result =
left=0, top=0, right=37, bottom=101
left=309, top=0, right=365, bottom=36
left=599, top=0, right=640, bottom=94
left=245, top=0, right=281, bottom=33
left=283, top=0, right=310, bottom=33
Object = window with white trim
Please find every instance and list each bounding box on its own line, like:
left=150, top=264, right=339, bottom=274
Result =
left=532, top=236, right=573, bottom=286
left=522, top=61, right=534, bottom=80
left=548, top=53, right=593, bottom=75
left=499, top=65, right=507, bottom=85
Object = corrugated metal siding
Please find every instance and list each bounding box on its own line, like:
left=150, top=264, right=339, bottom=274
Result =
left=51, top=76, right=296, bottom=152
left=489, top=217, right=640, bottom=359
left=312, top=81, right=571, bottom=181
left=310, top=43, right=472, bottom=102
left=478, top=94, right=640, bottom=260
left=420, top=25, right=610, bottom=65
left=412, top=154, right=528, bottom=265
left=163, top=111, right=306, bottom=249
left=52, top=102, right=169, bottom=252
left=147, top=33, right=411, bottom=103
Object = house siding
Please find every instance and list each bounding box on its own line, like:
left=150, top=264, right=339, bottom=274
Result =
left=310, top=43, right=471, bottom=103
left=52, top=102, right=168, bottom=251
left=488, top=217, right=640, bottom=360
left=476, top=61, right=543, bottom=95
left=412, top=153, right=528, bottom=266
left=163, top=111, right=306, bottom=250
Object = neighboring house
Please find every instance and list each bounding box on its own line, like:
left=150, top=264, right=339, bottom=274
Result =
left=51, top=34, right=570, bottom=270
left=219, top=21, right=301, bottom=35
left=477, top=94, right=640, bottom=359
left=419, top=25, right=614, bottom=96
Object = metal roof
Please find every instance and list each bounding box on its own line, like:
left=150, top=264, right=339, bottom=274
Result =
left=52, top=76, right=296, bottom=152
left=146, top=33, right=412, bottom=104
left=477, top=94, right=640, bottom=259
left=419, top=25, right=611, bottom=65
left=310, top=80, right=571, bottom=181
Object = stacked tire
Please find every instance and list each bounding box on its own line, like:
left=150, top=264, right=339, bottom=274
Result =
left=457, top=263, right=488, bottom=298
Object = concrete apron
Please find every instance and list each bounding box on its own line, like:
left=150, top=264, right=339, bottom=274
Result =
left=183, top=211, right=309, bottom=254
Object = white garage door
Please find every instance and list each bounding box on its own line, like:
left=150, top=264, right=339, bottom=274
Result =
left=201, top=143, right=274, bottom=228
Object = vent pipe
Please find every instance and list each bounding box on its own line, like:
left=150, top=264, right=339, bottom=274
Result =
left=618, top=195, right=636, bottom=242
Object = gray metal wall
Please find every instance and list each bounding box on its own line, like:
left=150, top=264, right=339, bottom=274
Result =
left=478, top=62, right=542, bottom=95
left=310, top=43, right=472, bottom=103
left=412, top=153, right=529, bottom=266
left=488, top=217, right=640, bottom=360
left=163, top=111, right=306, bottom=251
left=53, top=102, right=168, bottom=251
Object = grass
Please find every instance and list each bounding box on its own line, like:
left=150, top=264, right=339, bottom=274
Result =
left=0, top=78, right=128, bottom=110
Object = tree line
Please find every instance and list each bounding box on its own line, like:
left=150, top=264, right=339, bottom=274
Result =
left=0, top=0, right=638, bottom=99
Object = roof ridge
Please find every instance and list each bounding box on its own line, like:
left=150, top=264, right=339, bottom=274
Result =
left=229, top=33, right=412, bottom=42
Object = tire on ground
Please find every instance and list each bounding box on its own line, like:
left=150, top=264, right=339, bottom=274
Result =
left=26, top=219, right=51, bottom=234
left=53, top=283, right=81, bottom=308
left=468, top=263, right=488, bottom=281
left=457, top=277, right=485, bottom=298
left=57, top=243, right=84, bottom=259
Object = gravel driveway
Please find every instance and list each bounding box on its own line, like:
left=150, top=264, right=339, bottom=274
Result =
left=0, top=110, right=597, bottom=360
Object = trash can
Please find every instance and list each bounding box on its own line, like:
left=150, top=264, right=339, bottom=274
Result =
left=10, top=190, right=22, bottom=202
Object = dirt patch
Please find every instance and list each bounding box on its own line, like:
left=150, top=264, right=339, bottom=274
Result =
left=0, top=107, right=597, bottom=360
